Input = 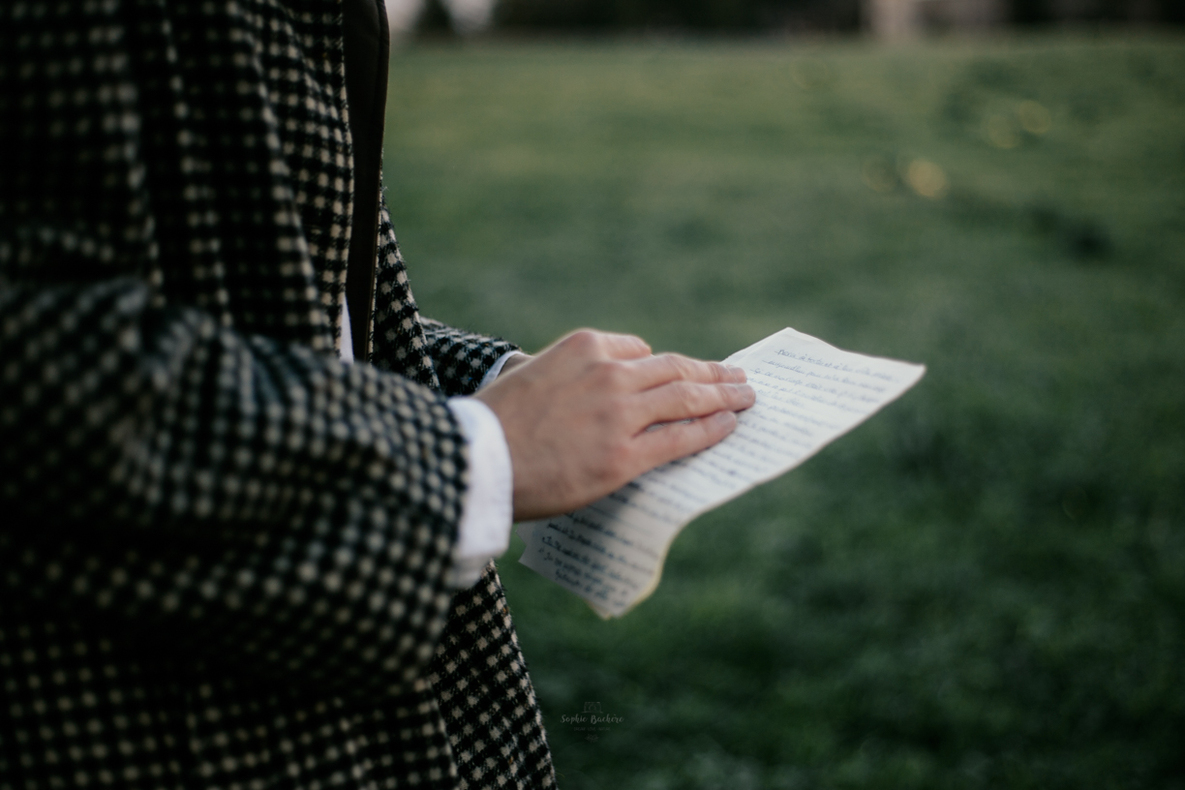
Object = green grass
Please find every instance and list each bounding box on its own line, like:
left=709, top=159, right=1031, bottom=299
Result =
left=383, top=33, right=1185, bottom=789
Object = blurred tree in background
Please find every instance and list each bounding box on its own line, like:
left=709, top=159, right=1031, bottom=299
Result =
left=493, top=0, right=861, bottom=33
left=399, top=0, right=1185, bottom=38
left=1009, top=0, right=1185, bottom=26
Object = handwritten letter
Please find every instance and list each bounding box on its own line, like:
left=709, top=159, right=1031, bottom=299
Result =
left=517, top=327, right=926, bottom=617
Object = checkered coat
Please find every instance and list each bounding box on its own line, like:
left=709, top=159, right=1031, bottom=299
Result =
left=0, top=1, right=555, bottom=788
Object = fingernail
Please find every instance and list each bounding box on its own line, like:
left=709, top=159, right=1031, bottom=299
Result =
left=713, top=410, right=737, bottom=427
left=725, top=365, right=747, bottom=382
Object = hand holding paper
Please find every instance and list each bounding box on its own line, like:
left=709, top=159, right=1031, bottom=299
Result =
left=475, top=329, right=754, bottom=520
left=516, top=327, right=926, bottom=617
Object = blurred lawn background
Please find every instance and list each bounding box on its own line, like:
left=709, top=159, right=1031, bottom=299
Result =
left=383, top=34, right=1185, bottom=789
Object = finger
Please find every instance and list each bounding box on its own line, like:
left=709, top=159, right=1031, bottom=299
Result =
left=633, top=410, right=739, bottom=466
left=543, top=329, right=651, bottom=361
left=633, top=379, right=755, bottom=428
left=625, top=353, right=747, bottom=391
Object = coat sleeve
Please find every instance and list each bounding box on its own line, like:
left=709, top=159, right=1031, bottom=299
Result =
left=0, top=273, right=469, bottom=701
left=368, top=200, right=520, bottom=398
left=0, top=3, right=467, bottom=703
left=419, top=318, right=520, bottom=396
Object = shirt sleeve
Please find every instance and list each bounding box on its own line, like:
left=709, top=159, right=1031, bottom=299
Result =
left=446, top=397, right=514, bottom=588
left=345, top=301, right=518, bottom=590
left=478, top=350, right=525, bottom=388
left=445, top=350, right=527, bottom=587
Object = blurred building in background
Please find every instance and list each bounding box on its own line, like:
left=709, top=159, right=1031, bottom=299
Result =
left=386, top=0, right=1183, bottom=37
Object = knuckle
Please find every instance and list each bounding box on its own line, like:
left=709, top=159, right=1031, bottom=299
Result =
left=656, top=352, right=688, bottom=374
left=661, top=353, right=721, bottom=384
left=621, top=333, right=649, bottom=353
left=660, top=425, right=702, bottom=461
left=672, top=381, right=703, bottom=412
left=565, top=329, right=601, bottom=353
left=593, top=359, right=629, bottom=387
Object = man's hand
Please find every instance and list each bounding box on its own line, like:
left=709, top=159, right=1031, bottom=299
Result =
left=474, top=329, right=755, bottom=521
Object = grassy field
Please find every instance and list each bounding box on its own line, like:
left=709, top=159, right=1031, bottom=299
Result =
left=383, top=33, right=1185, bottom=789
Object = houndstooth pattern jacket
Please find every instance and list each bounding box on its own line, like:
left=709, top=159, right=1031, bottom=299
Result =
left=0, top=1, right=555, bottom=788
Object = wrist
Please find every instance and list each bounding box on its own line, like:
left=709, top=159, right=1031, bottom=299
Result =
left=497, top=352, right=532, bottom=377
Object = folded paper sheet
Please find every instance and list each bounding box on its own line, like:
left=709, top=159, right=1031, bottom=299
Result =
left=517, top=327, right=926, bottom=617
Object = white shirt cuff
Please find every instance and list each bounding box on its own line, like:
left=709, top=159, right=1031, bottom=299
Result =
left=446, top=396, right=514, bottom=588
left=345, top=304, right=518, bottom=589
left=479, top=350, right=526, bottom=389
left=340, top=297, right=355, bottom=364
